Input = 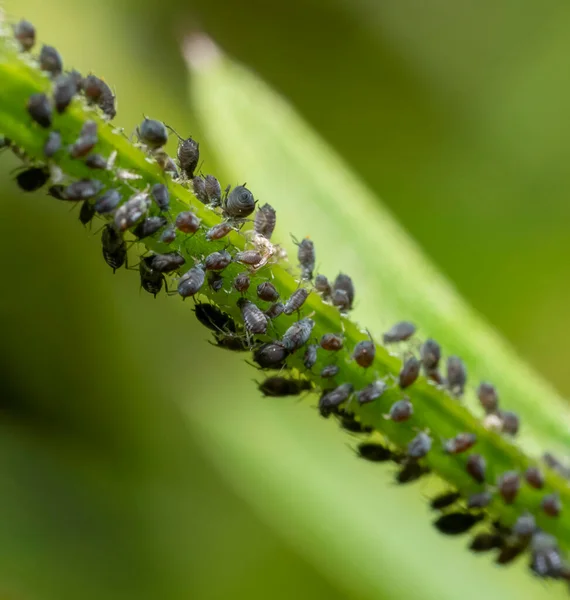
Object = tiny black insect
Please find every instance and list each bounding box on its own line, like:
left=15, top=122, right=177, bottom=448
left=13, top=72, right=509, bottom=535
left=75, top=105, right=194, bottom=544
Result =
left=495, top=543, right=525, bottom=566
left=466, top=454, right=486, bottom=484
left=499, top=410, right=519, bottom=436
left=205, top=249, right=232, bottom=272
left=420, top=338, right=441, bottom=371
left=160, top=225, right=176, bottom=244
left=512, top=512, right=536, bottom=538
left=206, top=222, right=234, bottom=242
left=70, top=120, right=98, bottom=158
left=101, top=224, right=127, bottom=272
left=234, top=250, right=262, bottom=267
left=332, top=273, right=354, bottom=310
left=320, top=364, right=339, bottom=378
left=430, top=491, right=461, bottom=511
left=64, top=179, right=104, bottom=201
left=399, top=357, right=420, bottom=389
left=541, top=493, right=561, bottom=517
left=79, top=200, right=96, bottom=226
left=44, top=131, right=61, bottom=158
left=466, top=491, right=492, bottom=509
left=82, top=74, right=116, bottom=119
left=139, top=256, right=166, bottom=297
left=319, top=383, right=354, bottom=417
left=525, top=466, right=544, bottom=490
left=387, top=398, right=413, bottom=422
left=447, top=356, right=467, bottom=396
left=257, top=281, right=280, bottom=302
left=114, top=193, right=150, bottom=231
left=314, top=274, right=331, bottom=299
left=497, top=471, right=520, bottom=504
left=27, top=93, right=52, bottom=128
left=477, top=382, right=499, bottom=414
left=85, top=153, right=107, bottom=169
left=238, top=298, right=268, bottom=335
left=233, top=272, right=251, bottom=293
left=353, top=337, right=375, bottom=368
left=254, top=203, right=276, bottom=239
left=224, top=185, right=256, bottom=219
left=434, top=512, right=483, bottom=535
left=137, top=118, right=168, bottom=149
left=284, top=288, right=309, bottom=315
left=13, top=19, right=35, bottom=51
left=208, top=271, right=224, bottom=292
left=193, top=303, right=237, bottom=334
left=53, top=73, right=78, bottom=113
left=39, top=44, right=63, bottom=76
left=357, top=442, right=394, bottom=462
left=212, top=333, right=249, bottom=352
left=177, top=266, right=206, bottom=298
left=259, top=376, right=312, bottom=397
left=444, top=432, right=477, bottom=455
left=94, top=189, right=121, bottom=214
left=396, top=462, right=429, bottom=484
left=383, top=321, right=416, bottom=344
left=356, top=380, right=386, bottom=405
left=253, top=342, right=290, bottom=369
left=192, top=175, right=208, bottom=203
left=338, top=412, right=373, bottom=434
left=133, top=216, right=167, bottom=240
left=204, top=175, right=222, bottom=206
left=281, top=318, right=315, bottom=352
left=148, top=252, right=185, bottom=273
left=16, top=166, right=49, bottom=192
left=265, top=302, right=284, bottom=319
left=176, top=135, right=200, bottom=178
left=530, top=533, right=562, bottom=578
left=469, top=533, right=503, bottom=553
left=303, top=344, right=318, bottom=370
left=407, top=431, right=432, bottom=459
left=293, top=236, right=315, bottom=281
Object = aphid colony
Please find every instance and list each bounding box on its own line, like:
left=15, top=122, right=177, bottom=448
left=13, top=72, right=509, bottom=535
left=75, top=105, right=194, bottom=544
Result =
left=7, top=20, right=570, bottom=591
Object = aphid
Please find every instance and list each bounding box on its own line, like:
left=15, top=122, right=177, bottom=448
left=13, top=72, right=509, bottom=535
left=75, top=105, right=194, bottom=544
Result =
left=224, top=185, right=256, bottom=219
left=496, top=543, right=525, bottom=566
left=530, top=533, right=562, bottom=578
left=470, top=533, right=503, bottom=553
left=150, top=183, right=170, bottom=212
left=525, top=466, right=544, bottom=490
left=303, top=344, right=318, bottom=370
left=208, top=272, right=224, bottom=292
left=420, top=338, right=441, bottom=371
left=204, top=174, right=222, bottom=206
left=39, top=44, right=63, bottom=76
left=101, top=225, right=126, bottom=272
left=44, top=130, right=61, bottom=158
left=284, top=288, right=310, bottom=315
left=193, top=303, right=236, bottom=334
left=98, top=89, right=117, bottom=120
left=139, top=256, right=165, bottom=297
left=466, top=491, right=493, bottom=509
left=70, top=120, right=98, bottom=158
left=265, top=302, right=284, bottom=319
left=541, top=493, right=561, bottom=517
left=64, top=178, right=103, bottom=201
left=281, top=318, right=315, bottom=352
left=257, top=281, right=280, bottom=302
left=160, top=225, right=176, bottom=244
left=177, top=136, right=200, bottom=178
left=254, top=203, right=276, bottom=239
left=82, top=74, right=116, bottom=119
left=233, top=272, right=251, bottom=293
left=339, top=413, right=373, bottom=434
left=387, top=398, right=413, bottom=422
left=430, top=491, right=461, bottom=511
left=53, top=73, right=77, bottom=113
left=27, top=93, right=52, bottom=128
left=154, top=151, right=179, bottom=178
left=447, top=356, right=467, bottom=396
left=314, top=274, right=331, bottom=299
left=396, top=462, right=429, bottom=484
left=205, top=249, right=232, bottom=272
left=15, top=167, right=49, bottom=192
left=94, top=189, right=121, bottom=214
left=320, top=365, right=340, bottom=378
left=137, top=118, right=168, bottom=149
left=253, top=342, right=289, bottom=369
left=434, top=512, right=484, bottom=536
left=331, top=289, right=351, bottom=312
left=47, top=184, right=66, bottom=199
left=175, top=211, right=201, bottom=234
left=13, top=19, right=35, bottom=51
left=114, top=193, right=150, bottom=231
left=206, top=222, right=233, bottom=241
left=148, top=252, right=185, bottom=273
left=294, top=237, right=315, bottom=281
left=477, top=382, right=499, bottom=414
left=234, top=250, right=263, bottom=267
left=497, top=471, right=520, bottom=504
left=212, top=333, right=248, bottom=352
left=319, top=383, right=354, bottom=416
left=407, top=431, right=432, bottom=459
left=332, top=273, right=354, bottom=310
left=352, top=338, right=375, bottom=368
left=259, top=377, right=312, bottom=397
left=133, top=216, right=167, bottom=239
left=238, top=298, right=268, bottom=335
left=512, top=512, right=536, bottom=537
left=499, top=410, right=519, bottom=436
left=79, top=200, right=96, bottom=226
left=192, top=176, right=208, bottom=204
left=177, top=266, right=206, bottom=298
left=85, top=153, right=107, bottom=169
left=320, top=333, right=343, bottom=351
left=383, top=321, right=415, bottom=344
left=466, top=454, right=486, bottom=484
left=399, top=356, right=420, bottom=389
left=444, top=432, right=477, bottom=454
left=356, top=380, right=387, bottom=405
left=357, top=442, right=394, bottom=463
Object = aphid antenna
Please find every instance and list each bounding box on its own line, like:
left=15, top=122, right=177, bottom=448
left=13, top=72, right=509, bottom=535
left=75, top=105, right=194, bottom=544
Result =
left=164, top=122, right=185, bottom=142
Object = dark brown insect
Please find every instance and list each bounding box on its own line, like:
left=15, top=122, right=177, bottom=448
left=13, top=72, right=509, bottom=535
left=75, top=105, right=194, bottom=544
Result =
left=70, top=120, right=98, bottom=158
left=320, top=333, right=343, bottom=351
left=193, top=303, right=236, bottom=334
left=148, top=252, right=185, bottom=273
left=53, top=73, right=78, bottom=113
left=476, top=382, right=499, bottom=414
left=466, top=454, right=486, bottom=484
left=47, top=184, right=66, bottom=199
left=319, top=383, right=353, bottom=417
left=27, top=93, right=52, bottom=128
left=420, top=338, right=441, bottom=371
left=213, top=333, right=248, bottom=352
left=151, top=183, right=170, bottom=212
left=497, top=471, right=520, bottom=504
left=499, top=410, right=519, bottom=436
left=447, top=356, right=467, bottom=396
left=496, top=543, right=525, bottom=566
left=94, top=189, right=121, bottom=214
left=352, top=338, right=375, bottom=368
left=13, top=19, right=35, bottom=51
left=259, top=377, right=312, bottom=397
left=207, top=272, right=224, bottom=292
left=39, top=44, right=63, bottom=76
left=238, top=298, right=268, bottom=335
left=101, top=224, right=126, bottom=272
left=293, top=237, right=315, bottom=281
left=407, top=431, right=432, bottom=459
left=233, top=272, right=251, bottom=293
left=332, top=273, right=354, bottom=310
left=320, top=365, right=339, bottom=378
left=85, top=153, right=107, bottom=169
left=356, top=380, right=387, bottom=405
left=133, top=216, right=167, bottom=239
left=387, top=398, right=413, bottom=422
left=206, top=222, right=234, bottom=242
left=16, top=167, right=49, bottom=191
left=284, top=288, right=310, bottom=315
left=396, top=462, right=429, bottom=484
left=303, top=344, right=318, bottom=370
left=512, top=512, right=536, bottom=538
left=234, top=250, right=262, bottom=267
left=430, top=491, right=461, bottom=511
left=470, top=533, right=503, bottom=553
left=314, top=274, right=331, bottom=299
left=541, top=493, right=561, bottom=517
left=137, top=118, right=168, bottom=149
left=338, top=412, right=373, bottom=434
left=265, top=302, right=284, bottom=319
left=357, top=442, right=395, bottom=462
left=160, top=226, right=176, bottom=244
left=281, top=318, right=315, bottom=352
left=434, top=512, right=484, bottom=535
left=114, top=193, right=149, bottom=230
left=177, top=136, right=200, bottom=178
left=177, top=266, right=206, bottom=298
left=399, top=357, right=420, bottom=389
left=139, top=256, right=166, bottom=297
left=444, top=433, right=477, bottom=454
left=257, top=281, right=280, bottom=302
left=79, top=200, right=96, bottom=226
left=383, top=321, right=415, bottom=344
left=253, top=342, right=289, bottom=369
left=192, top=176, right=208, bottom=203
left=204, top=174, right=222, bottom=206
left=254, top=203, right=276, bottom=239
left=223, top=185, right=256, bottom=219
left=205, top=249, right=232, bottom=272
left=81, top=74, right=116, bottom=119
left=175, top=211, right=201, bottom=234
left=64, top=179, right=103, bottom=201
left=525, top=466, right=544, bottom=489
left=466, top=491, right=492, bottom=509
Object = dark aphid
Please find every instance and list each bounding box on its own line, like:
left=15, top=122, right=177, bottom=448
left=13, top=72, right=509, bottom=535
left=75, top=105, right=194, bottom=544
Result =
left=79, top=200, right=96, bottom=226
left=205, top=249, right=232, bottom=272
left=530, top=533, right=562, bottom=578
left=160, top=225, right=176, bottom=244
left=192, top=176, right=208, bottom=204
left=63, top=178, right=103, bottom=201
left=238, top=298, right=268, bottom=335
left=208, top=272, right=224, bottom=292
left=339, top=413, right=373, bottom=434
left=319, top=383, right=354, bottom=416
left=383, top=321, right=416, bottom=344
left=148, top=252, right=185, bottom=273
left=47, top=184, right=66, bottom=199
left=16, top=167, right=49, bottom=192
left=353, top=339, right=376, bottom=368
left=265, top=302, right=284, bottom=319
left=82, top=74, right=116, bottom=119
left=466, top=454, right=486, bottom=484
left=204, top=174, right=222, bottom=206
left=193, top=303, right=236, bottom=334
left=177, top=136, right=200, bottom=178
left=150, top=183, right=170, bottom=212
left=303, top=344, right=318, bottom=370
left=175, top=211, right=201, bottom=234
left=139, top=256, right=165, bottom=297
left=53, top=73, right=78, bottom=113
left=525, top=466, right=544, bottom=490
left=434, top=512, right=484, bottom=536
left=70, top=120, right=98, bottom=158
left=213, top=333, right=249, bottom=352
left=512, top=512, right=536, bottom=538
left=259, top=376, right=312, bottom=397
left=233, top=272, right=251, bottom=293
left=332, top=273, right=355, bottom=310
left=499, top=410, right=519, bottom=436
left=284, top=288, right=310, bottom=316
left=234, top=250, right=263, bottom=267
left=357, top=442, right=394, bottom=462
left=114, top=193, right=150, bottom=230
left=85, top=153, right=107, bottom=169
left=133, top=216, right=167, bottom=239
left=407, top=431, right=432, bottom=459
left=257, top=281, right=280, bottom=302
left=98, top=90, right=117, bottom=120
left=43, top=131, right=61, bottom=158
left=430, top=491, right=461, bottom=511
left=387, top=398, right=413, bottom=422
left=444, top=432, right=477, bottom=455
left=224, top=185, right=256, bottom=219
left=541, top=493, right=562, bottom=517
left=320, top=333, right=344, bottom=351
left=477, top=382, right=499, bottom=414
left=254, top=203, right=276, bottom=239
left=399, top=356, right=420, bottom=389
left=396, top=462, right=429, bottom=484
left=94, top=189, right=121, bottom=214
left=331, top=289, right=351, bottom=312
left=497, top=471, right=520, bottom=504
left=39, top=44, right=63, bottom=76
left=320, top=364, right=340, bottom=378
left=470, top=533, right=504, bottom=553
left=253, top=342, right=289, bottom=369
left=447, top=356, right=467, bottom=396
left=13, top=19, right=35, bottom=51
left=281, top=318, right=315, bottom=352
left=314, top=274, right=332, bottom=299
left=27, top=93, right=52, bottom=128
left=101, top=224, right=126, bottom=272
left=206, top=222, right=234, bottom=242
left=496, top=543, right=526, bottom=566
left=294, top=237, right=315, bottom=281
left=357, top=380, right=387, bottom=405
left=420, top=338, right=441, bottom=371
left=177, top=266, right=206, bottom=298
left=137, top=118, right=168, bottom=149
left=467, top=491, right=493, bottom=509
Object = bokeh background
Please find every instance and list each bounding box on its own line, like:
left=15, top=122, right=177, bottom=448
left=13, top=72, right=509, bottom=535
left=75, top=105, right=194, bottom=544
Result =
left=1, top=1, right=570, bottom=599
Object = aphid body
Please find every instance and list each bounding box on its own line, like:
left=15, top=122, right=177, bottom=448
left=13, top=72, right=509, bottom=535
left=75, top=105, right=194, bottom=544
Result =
left=294, top=237, right=315, bottom=281
left=407, top=431, right=432, bottom=459
left=356, top=380, right=387, bottom=405
left=466, top=454, right=486, bottom=484
left=383, top=321, right=415, bottom=344
left=254, top=203, right=276, bottom=239
left=387, top=398, right=413, bottom=422
left=137, top=118, right=168, bottom=149
left=151, top=183, right=170, bottom=212
left=259, top=377, right=312, bottom=397
left=39, top=44, right=63, bottom=76
left=27, top=93, right=52, bottom=128
left=320, top=333, right=343, bottom=351
left=114, top=193, right=149, bottom=230
left=224, top=185, right=256, bottom=219
left=352, top=339, right=375, bottom=368
left=177, top=266, right=205, bottom=298
left=497, top=471, right=520, bottom=504
left=237, top=298, right=268, bottom=335
left=399, top=356, right=420, bottom=389
left=434, top=512, right=484, bottom=536
left=193, top=303, right=236, bottom=334
left=175, top=211, right=201, bottom=234
left=253, top=342, right=289, bottom=369
left=148, top=252, right=185, bottom=273
left=233, top=272, right=251, bottom=293
left=444, top=432, right=477, bottom=455
left=101, top=225, right=126, bottom=272
left=205, top=249, right=232, bottom=272
left=257, top=281, right=280, bottom=302
left=16, top=167, right=49, bottom=192
left=14, top=19, right=36, bottom=51
left=281, top=318, right=315, bottom=352
left=139, top=256, right=165, bottom=297
left=133, top=216, right=167, bottom=239
left=284, top=288, right=309, bottom=315
left=303, top=344, right=318, bottom=370
left=94, top=189, right=121, bottom=214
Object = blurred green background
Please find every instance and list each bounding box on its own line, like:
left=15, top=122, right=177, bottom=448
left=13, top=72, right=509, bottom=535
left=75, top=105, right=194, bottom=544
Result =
left=1, top=0, right=570, bottom=599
